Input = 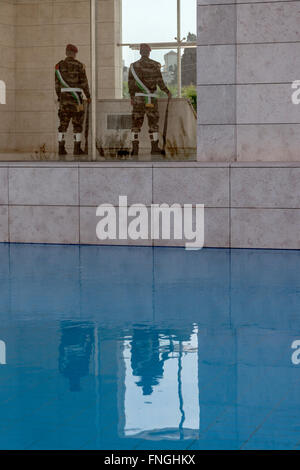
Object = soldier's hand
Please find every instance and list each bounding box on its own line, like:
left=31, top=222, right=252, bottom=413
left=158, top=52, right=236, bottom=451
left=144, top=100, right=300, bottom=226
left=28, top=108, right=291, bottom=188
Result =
left=87, top=98, right=91, bottom=104
left=167, top=91, right=172, bottom=99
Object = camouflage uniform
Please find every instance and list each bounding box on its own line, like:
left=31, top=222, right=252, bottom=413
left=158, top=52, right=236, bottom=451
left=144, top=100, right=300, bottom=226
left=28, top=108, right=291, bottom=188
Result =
left=55, top=56, right=90, bottom=135
left=55, top=46, right=90, bottom=157
left=128, top=56, right=169, bottom=138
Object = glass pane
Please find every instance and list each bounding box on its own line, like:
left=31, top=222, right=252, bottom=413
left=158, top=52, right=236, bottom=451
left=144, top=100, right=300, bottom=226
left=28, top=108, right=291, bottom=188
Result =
left=0, top=0, right=196, bottom=162
left=0, top=0, right=91, bottom=162
left=96, top=0, right=197, bottom=162
left=181, top=0, right=197, bottom=40
left=122, top=0, right=177, bottom=43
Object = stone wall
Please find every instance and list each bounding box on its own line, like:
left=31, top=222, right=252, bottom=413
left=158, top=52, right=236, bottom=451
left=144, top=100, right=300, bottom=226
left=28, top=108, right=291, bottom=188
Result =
left=1, top=161, right=300, bottom=249
left=197, top=0, right=300, bottom=162
left=0, top=0, right=15, bottom=152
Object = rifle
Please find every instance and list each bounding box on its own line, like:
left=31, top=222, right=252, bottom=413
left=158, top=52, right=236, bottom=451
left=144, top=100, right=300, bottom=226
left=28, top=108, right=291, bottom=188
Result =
left=161, top=95, right=171, bottom=157
left=84, top=100, right=90, bottom=155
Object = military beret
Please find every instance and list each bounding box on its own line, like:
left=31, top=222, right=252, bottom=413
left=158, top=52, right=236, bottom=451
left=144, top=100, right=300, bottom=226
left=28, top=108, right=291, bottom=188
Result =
left=140, top=43, right=151, bottom=53
left=66, top=44, right=78, bottom=53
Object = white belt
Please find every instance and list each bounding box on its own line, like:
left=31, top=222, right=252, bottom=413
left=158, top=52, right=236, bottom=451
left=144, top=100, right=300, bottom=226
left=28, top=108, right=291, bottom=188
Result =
left=135, top=92, right=157, bottom=98
left=61, top=88, right=82, bottom=93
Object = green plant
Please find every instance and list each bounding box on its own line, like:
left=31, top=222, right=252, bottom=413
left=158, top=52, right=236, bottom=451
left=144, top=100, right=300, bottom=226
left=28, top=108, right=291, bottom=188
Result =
left=123, top=81, right=130, bottom=98
left=182, top=85, right=197, bottom=112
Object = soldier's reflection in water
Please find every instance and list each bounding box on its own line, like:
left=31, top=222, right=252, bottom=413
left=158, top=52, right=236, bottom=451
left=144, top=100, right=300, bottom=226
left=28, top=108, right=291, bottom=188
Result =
left=59, top=321, right=94, bottom=392
left=131, top=328, right=165, bottom=395
left=130, top=326, right=194, bottom=396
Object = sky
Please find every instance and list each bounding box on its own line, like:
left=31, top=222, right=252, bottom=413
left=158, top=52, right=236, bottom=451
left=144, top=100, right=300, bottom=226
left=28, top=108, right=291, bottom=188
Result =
left=121, top=0, right=196, bottom=66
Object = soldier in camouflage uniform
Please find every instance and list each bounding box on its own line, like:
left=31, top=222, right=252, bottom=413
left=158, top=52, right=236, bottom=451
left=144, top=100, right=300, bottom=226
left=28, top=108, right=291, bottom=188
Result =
left=128, top=43, right=172, bottom=156
left=55, top=44, right=91, bottom=156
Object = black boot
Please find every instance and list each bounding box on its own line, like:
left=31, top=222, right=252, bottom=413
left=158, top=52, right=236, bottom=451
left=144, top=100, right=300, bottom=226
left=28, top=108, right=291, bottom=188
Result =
left=74, top=142, right=84, bottom=156
left=131, top=141, right=139, bottom=157
left=58, top=141, right=67, bottom=156
left=151, top=140, right=163, bottom=155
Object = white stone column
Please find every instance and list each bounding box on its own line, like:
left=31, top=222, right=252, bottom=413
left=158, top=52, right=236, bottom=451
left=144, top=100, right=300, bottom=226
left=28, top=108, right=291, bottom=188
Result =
left=197, top=0, right=300, bottom=163
left=197, top=1, right=237, bottom=162
left=97, top=0, right=122, bottom=99
left=236, top=1, right=300, bottom=162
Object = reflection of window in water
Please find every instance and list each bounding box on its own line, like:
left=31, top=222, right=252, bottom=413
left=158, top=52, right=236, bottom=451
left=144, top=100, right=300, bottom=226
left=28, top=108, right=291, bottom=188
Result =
left=0, top=340, right=6, bottom=364
left=123, top=325, right=199, bottom=439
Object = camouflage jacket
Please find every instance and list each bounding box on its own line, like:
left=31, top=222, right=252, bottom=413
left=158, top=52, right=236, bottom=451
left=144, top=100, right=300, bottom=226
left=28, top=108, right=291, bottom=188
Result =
left=55, top=57, right=90, bottom=105
left=128, top=57, right=169, bottom=98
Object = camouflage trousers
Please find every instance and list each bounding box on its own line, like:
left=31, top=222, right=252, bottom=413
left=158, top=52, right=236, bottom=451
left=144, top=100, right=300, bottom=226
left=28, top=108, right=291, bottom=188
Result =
left=131, top=96, right=159, bottom=134
left=58, top=103, right=84, bottom=134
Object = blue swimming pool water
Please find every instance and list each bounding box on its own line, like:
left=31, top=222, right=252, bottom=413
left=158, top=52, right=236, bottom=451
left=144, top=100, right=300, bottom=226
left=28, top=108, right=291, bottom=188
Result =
left=0, top=243, right=300, bottom=450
